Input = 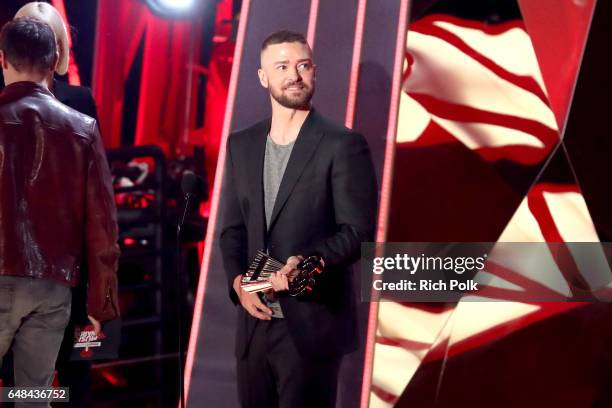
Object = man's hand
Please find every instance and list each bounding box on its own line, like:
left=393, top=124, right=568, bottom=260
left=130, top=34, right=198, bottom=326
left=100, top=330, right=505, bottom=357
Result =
left=233, top=275, right=272, bottom=320
left=270, top=271, right=289, bottom=292
left=88, top=315, right=102, bottom=337
left=281, top=255, right=303, bottom=281
left=269, top=255, right=303, bottom=292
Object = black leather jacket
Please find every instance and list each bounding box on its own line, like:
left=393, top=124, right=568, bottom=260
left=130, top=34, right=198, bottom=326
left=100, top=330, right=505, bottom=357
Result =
left=0, top=81, right=120, bottom=321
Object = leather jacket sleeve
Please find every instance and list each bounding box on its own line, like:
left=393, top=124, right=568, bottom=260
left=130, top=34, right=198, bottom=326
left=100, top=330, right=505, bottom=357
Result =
left=85, top=124, right=121, bottom=321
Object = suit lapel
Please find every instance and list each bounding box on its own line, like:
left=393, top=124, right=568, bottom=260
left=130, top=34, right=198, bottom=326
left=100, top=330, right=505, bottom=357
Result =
left=247, top=118, right=270, bottom=250
left=268, top=110, right=323, bottom=231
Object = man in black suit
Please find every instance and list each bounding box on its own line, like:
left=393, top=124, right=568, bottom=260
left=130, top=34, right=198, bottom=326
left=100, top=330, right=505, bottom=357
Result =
left=220, top=30, right=378, bottom=408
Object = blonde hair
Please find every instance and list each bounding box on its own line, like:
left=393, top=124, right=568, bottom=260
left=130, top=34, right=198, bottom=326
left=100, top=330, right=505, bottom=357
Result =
left=15, top=2, right=69, bottom=75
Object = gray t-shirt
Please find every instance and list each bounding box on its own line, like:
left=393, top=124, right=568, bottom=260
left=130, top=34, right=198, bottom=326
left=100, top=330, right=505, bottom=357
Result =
left=264, top=134, right=296, bottom=228
left=262, top=134, right=296, bottom=318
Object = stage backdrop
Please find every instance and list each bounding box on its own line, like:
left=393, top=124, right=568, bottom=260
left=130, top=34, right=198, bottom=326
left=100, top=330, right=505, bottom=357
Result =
left=371, top=1, right=612, bottom=407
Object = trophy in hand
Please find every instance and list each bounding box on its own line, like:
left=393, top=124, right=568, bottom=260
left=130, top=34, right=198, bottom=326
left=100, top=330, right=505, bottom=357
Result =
left=240, top=250, right=325, bottom=296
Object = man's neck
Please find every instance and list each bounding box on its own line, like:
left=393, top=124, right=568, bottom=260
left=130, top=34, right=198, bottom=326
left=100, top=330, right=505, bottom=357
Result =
left=4, top=72, right=51, bottom=90
left=269, top=103, right=311, bottom=145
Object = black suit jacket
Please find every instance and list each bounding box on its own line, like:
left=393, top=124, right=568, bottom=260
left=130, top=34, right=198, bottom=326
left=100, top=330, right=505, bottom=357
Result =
left=53, top=79, right=99, bottom=124
left=220, top=109, right=378, bottom=358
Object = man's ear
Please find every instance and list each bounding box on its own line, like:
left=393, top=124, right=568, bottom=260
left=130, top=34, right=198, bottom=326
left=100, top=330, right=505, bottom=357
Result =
left=52, top=50, right=60, bottom=72
left=0, top=50, right=7, bottom=70
left=257, top=68, right=268, bottom=89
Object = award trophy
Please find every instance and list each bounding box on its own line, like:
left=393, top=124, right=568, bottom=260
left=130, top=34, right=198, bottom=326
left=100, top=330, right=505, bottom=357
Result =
left=240, top=250, right=325, bottom=296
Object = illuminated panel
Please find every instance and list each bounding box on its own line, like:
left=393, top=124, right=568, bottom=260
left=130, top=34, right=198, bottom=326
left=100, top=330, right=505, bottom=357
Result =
left=377, top=1, right=604, bottom=405
left=371, top=10, right=558, bottom=408
left=518, top=0, right=596, bottom=129
left=344, top=0, right=368, bottom=128
left=360, top=2, right=410, bottom=407
left=306, top=0, right=320, bottom=48
left=182, top=0, right=252, bottom=404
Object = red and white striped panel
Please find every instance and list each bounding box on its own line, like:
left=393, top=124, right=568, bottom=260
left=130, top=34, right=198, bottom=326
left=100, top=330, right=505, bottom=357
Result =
left=369, top=14, right=603, bottom=407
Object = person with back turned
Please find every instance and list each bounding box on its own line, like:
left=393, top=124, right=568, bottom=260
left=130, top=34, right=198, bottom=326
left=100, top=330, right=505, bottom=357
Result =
left=11, top=4, right=105, bottom=406
left=220, top=30, right=378, bottom=408
left=0, top=17, right=120, bottom=403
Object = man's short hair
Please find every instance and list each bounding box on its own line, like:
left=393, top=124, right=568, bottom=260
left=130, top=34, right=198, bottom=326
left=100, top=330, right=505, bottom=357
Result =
left=261, top=30, right=307, bottom=52
left=0, top=17, right=57, bottom=73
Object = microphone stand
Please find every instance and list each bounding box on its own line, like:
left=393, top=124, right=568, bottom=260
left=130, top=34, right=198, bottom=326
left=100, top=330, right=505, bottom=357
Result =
left=176, top=192, right=192, bottom=408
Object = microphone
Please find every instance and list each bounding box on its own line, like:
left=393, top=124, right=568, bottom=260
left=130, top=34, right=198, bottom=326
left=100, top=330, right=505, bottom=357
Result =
left=177, top=170, right=204, bottom=408
left=181, top=170, right=204, bottom=198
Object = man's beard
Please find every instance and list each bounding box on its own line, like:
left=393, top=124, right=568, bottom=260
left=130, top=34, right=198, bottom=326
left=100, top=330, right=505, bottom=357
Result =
left=270, top=82, right=315, bottom=109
